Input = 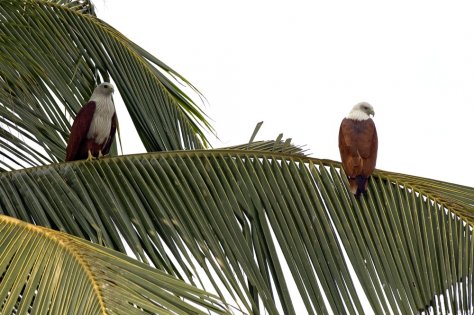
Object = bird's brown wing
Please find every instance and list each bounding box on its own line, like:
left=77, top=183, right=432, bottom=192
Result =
left=360, top=119, right=377, bottom=176
left=102, top=112, right=117, bottom=155
left=65, top=101, right=96, bottom=161
left=339, top=119, right=359, bottom=177
left=338, top=118, right=378, bottom=177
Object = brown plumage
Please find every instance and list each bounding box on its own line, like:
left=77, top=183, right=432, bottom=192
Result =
left=338, top=102, right=378, bottom=197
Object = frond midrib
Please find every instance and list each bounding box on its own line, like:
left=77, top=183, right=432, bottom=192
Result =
left=3, top=215, right=107, bottom=314
left=5, top=148, right=472, bottom=227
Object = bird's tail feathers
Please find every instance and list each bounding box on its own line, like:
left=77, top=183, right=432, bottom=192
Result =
left=349, top=175, right=368, bottom=198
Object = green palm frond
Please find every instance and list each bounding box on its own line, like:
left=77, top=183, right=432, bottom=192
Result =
left=222, top=139, right=307, bottom=156
left=376, top=169, right=474, bottom=221
left=221, top=122, right=309, bottom=156
left=55, top=0, right=96, bottom=14
left=0, top=215, right=229, bottom=315
left=0, top=151, right=472, bottom=314
left=0, top=0, right=212, bottom=170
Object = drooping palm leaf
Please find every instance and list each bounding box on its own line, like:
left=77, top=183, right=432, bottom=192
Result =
left=0, top=215, right=230, bottom=315
left=0, top=151, right=472, bottom=314
left=0, top=0, right=212, bottom=170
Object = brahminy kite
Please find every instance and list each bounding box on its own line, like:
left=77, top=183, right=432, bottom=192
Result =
left=338, top=102, right=378, bottom=197
left=65, top=82, right=117, bottom=161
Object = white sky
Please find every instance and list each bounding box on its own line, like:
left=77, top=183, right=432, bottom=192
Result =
left=94, top=0, right=474, bottom=187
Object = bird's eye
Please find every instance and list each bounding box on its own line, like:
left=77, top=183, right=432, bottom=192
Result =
left=103, top=84, right=109, bottom=88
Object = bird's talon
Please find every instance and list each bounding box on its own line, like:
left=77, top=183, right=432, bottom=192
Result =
left=86, top=150, right=95, bottom=161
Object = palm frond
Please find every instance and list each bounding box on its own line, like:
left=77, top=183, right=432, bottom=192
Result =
left=55, top=0, right=96, bottom=14
left=222, top=139, right=307, bottom=156
left=0, top=0, right=211, bottom=170
left=221, top=122, right=309, bottom=156
left=377, top=169, right=474, bottom=221
left=0, top=215, right=230, bottom=315
left=0, top=151, right=472, bottom=314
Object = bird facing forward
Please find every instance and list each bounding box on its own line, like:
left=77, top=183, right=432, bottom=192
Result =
left=65, top=82, right=117, bottom=161
left=338, top=102, right=378, bottom=197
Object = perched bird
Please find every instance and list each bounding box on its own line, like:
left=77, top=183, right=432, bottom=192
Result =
left=65, top=82, right=117, bottom=161
left=338, top=102, right=378, bottom=197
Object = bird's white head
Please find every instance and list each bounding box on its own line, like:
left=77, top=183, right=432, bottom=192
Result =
left=346, top=102, right=375, bottom=120
left=90, top=82, right=114, bottom=100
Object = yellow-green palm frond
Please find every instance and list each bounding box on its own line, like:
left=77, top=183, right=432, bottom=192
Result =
left=0, top=215, right=230, bottom=315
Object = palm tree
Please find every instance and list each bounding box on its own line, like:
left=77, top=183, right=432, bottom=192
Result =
left=0, top=1, right=473, bottom=314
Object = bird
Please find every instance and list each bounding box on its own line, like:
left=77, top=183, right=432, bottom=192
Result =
left=65, top=82, right=117, bottom=161
left=338, top=102, right=378, bottom=197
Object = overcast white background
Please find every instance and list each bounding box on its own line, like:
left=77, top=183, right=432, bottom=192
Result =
left=94, top=1, right=474, bottom=186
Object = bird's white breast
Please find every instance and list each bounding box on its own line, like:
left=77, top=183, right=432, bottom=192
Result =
left=347, top=109, right=370, bottom=121
left=87, top=95, right=115, bottom=144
